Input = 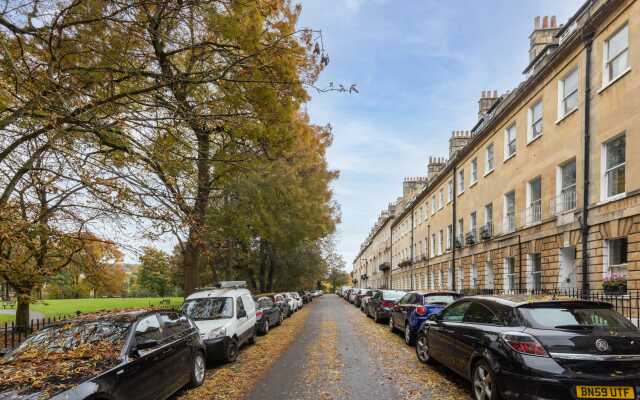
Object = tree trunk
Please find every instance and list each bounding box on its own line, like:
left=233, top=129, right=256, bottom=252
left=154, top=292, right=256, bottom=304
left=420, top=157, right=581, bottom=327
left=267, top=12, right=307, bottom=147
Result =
left=183, top=233, right=202, bottom=296
left=15, top=289, right=31, bottom=332
left=267, top=248, right=276, bottom=292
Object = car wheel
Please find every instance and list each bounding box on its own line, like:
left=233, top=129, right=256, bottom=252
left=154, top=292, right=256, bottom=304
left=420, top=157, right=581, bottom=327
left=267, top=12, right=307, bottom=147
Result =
left=388, top=316, right=395, bottom=332
left=248, top=328, right=257, bottom=345
left=188, top=351, right=206, bottom=388
left=373, top=310, right=380, bottom=323
left=223, top=339, right=239, bottom=363
left=404, top=324, right=415, bottom=346
left=472, top=360, right=500, bottom=400
left=263, top=320, right=269, bottom=335
left=277, top=312, right=283, bottom=326
left=415, top=333, right=433, bottom=364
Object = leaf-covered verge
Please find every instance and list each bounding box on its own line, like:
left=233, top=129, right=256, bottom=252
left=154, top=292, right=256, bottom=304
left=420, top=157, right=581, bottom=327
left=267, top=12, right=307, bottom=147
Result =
left=178, top=305, right=312, bottom=400
left=0, top=310, right=147, bottom=399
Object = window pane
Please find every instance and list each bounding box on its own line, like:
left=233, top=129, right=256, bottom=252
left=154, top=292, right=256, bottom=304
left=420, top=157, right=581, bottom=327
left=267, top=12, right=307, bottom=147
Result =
left=610, top=238, right=628, bottom=265
left=464, top=302, right=499, bottom=324
left=564, top=90, right=578, bottom=113
left=607, top=165, right=625, bottom=197
left=530, top=178, right=541, bottom=202
left=561, top=161, right=576, bottom=190
left=441, top=301, right=471, bottom=322
left=609, top=50, right=629, bottom=80
left=564, top=70, right=578, bottom=95
left=606, top=136, right=626, bottom=169
left=607, top=25, right=628, bottom=61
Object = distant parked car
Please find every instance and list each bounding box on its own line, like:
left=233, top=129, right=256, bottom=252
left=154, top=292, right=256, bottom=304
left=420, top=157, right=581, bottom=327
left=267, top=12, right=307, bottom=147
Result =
left=353, top=288, right=370, bottom=308
left=366, top=289, right=406, bottom=323
left=269, top=293, right=292, bottom=317
left=360, top=289, right=374, bottom=312
left=348, top=288, right=360, bottom=304
left=289, top=292, right=304, bottom=309
left=0, top=310, right=206, bottom=400
left=416, top=296, right=640, bottom=400
left=389, top=291, right=461, bottom=345
left=254, top=296, right=282, bottom=335
left=182, top=281, right=256, bottom=363
left=278, top=292, right=299, bottom=313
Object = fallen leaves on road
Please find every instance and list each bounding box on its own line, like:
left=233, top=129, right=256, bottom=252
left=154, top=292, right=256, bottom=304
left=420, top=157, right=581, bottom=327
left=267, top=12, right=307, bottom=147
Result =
left=178, top=306, right=312, bottom=400
left=344, top=304, right=472, bottom=400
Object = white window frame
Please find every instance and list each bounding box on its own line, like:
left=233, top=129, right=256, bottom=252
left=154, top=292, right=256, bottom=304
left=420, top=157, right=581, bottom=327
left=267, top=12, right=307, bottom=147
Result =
left=603, top=237, right=628, bottom=279
left=504, top=257, right=516, bottom=292
left=439, top=189, right=445, bottom=209
left=484, top=260, right=494, bottom=290
left=458, top=169, right=465, bottom=194
left=447, top=180, right=453, bottom=203
left=471, top=264, right=478, bottom=289
left=438, top=230, right=444, bottom=256
left=527, top=99, right=543, bottom=143
left=447, top=224, right=452, bottom=250
left=470, top=158, right=478, bottom=184
left=504, top=123, right=517, bottom=160
left=601, top=133, right=626, bottom=201
left=485, top=143, right=495, bottom=174
left=431, top=196, right=436, bottom=215
left=602, top=23, right=630, bottom=88
left=557, top=68, right=578, bottom=120
left=526, top=177, right=542, bottom=225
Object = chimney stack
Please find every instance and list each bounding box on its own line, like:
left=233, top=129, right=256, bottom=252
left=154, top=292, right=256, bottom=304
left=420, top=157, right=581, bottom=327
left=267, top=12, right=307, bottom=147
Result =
left=427, top=156, right=446, bottom=181
left=529, top=15, right=561, bottom=62
left=402, top=176, right=427, bottom=198
left=449, top=130, right=473, bottom=157
left=478, top=90, right=498, bottom=120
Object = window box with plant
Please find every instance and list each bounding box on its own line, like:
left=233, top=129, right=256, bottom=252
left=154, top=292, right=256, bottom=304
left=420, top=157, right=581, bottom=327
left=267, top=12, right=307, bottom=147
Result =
left=603, top=273, right=627, bottom=295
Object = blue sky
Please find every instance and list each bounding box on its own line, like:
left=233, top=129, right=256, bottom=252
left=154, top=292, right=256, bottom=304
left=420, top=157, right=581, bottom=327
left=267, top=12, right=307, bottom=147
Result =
left=297, top=0, right=583, bottom=270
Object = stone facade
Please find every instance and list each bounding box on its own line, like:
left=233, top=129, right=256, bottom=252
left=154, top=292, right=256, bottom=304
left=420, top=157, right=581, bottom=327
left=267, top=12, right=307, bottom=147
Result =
left=353, top=0, right=640, bottom=298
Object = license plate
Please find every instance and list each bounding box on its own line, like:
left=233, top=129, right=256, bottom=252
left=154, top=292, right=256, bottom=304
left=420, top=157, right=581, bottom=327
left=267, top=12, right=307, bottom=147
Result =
left=575, top=386, right=635, bottom=399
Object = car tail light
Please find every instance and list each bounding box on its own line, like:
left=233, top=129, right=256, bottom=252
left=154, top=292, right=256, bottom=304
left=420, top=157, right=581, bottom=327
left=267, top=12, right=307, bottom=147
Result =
left=256, top=311, right=263, bottom=319
left=415, top=306, right=427, bottom=316
left=501, top=332, right=549, bottom=357
left=381, top=300, right=394, bottom=308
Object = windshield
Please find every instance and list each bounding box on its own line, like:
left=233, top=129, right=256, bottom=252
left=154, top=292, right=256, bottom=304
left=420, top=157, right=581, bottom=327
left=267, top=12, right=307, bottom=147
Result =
left=182, top=297, right=234, bottom=320
left=520, top=307, right=637, bottom=331
left=8, top=320, right=130, bottom=360
left=424, top=295, right=458, bottom=305
left=383, top=291, right=406, bottom=300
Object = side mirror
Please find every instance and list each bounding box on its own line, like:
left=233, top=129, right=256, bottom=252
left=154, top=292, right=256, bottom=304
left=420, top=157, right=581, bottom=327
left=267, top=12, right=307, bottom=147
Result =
left=428, top=313, right=441, bottom=322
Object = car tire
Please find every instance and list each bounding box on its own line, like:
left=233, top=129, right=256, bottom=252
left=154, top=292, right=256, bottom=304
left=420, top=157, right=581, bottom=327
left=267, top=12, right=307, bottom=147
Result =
left=472, top=360, right=500, bottom=400
left=223, top=339, right=239, bottom=363
left=404, top=324, right=415, bottom=346
left=248, top=328, right=257, bottom=345
left=373, top=310, right=380, bottom=323
left=262, top=320, right=269, bottom=335
left=188, top=351, right=206, bottom=388
left=415, top=332, right=433, bottom=364
left=277, top=312, right=283, bottom=326
left=388, top=316, right=395, bottom=332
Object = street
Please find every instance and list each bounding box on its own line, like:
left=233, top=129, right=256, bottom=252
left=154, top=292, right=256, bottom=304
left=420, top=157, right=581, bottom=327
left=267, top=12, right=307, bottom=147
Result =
left=248, top=295, right=470, bottom=400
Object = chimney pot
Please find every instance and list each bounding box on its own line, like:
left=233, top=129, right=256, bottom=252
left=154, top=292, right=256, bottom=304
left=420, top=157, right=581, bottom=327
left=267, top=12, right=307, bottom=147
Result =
left=551, top=16, right=557, bottom=28
left=534, top=16, right=541, bottom=29
left=543, top=16, right=549, bottom=29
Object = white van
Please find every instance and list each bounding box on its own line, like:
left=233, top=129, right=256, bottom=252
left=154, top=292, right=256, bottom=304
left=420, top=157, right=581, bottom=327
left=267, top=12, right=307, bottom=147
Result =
left=182, top=281, right=256, bottom=363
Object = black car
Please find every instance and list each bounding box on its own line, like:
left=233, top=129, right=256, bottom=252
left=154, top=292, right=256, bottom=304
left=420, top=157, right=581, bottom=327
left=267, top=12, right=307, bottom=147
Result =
left=0, top=310, right=206, bottom=400
left=416, top=296, right=640, bottom=400
left=367, top=289, right=406, bottom=323
left=254, top=296, right=283, bottom=335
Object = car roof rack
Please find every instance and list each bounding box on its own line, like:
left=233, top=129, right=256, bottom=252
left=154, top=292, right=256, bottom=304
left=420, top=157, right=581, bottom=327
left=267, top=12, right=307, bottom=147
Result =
left=195, top=281, right=247, bottom=291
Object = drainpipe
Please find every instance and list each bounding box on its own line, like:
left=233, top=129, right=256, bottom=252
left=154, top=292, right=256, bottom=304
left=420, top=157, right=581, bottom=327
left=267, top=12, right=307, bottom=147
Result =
left=518, top=234, right=523, bottom=292
left=410, top=210, right=415, bottom=290
left=581, top=31, right=594, bottom=297
left=390, top=227, right=393, bottom=290
left=452, top=164, right=457, bottom=291
left=427, top=224, right=431, bottom=290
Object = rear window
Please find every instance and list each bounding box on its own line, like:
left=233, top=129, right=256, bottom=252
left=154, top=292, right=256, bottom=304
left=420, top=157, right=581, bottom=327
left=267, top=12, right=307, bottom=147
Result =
left=520, top=306, right=636, bottom=331
left=383, top=291, right=406, bottom=300
left=424, top=295, right=457, bottom=305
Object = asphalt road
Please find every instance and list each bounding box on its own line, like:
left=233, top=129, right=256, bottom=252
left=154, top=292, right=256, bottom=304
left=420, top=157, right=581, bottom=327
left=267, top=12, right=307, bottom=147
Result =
left=248, top=295, right=471, bottom=400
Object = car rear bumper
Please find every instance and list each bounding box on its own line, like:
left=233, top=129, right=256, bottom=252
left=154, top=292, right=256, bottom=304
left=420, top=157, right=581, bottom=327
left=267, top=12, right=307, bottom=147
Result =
left=203, top=337, right=228, bottom=359
left=498, top=369, right=640, bottom=400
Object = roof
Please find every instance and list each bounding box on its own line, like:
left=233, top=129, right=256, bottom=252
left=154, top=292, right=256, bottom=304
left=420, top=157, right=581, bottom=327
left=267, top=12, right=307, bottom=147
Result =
left=467, top=295, right=611, bottom=308
left=186, top=287, right=250, bottom=299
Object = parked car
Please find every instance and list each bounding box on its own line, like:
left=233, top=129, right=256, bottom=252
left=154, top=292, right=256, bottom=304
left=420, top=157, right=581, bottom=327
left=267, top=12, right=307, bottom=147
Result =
left=0, top=310, right=206, bottom=400
left=359, top=289, right=374, bottom=312
left=278, top=292, right=299, bottom=313
left=416, top=296, right=640, bottom=400
left=269, top=293, right=292, bottom=318
left=254, top=296, right=282, bottom=335
left=389, top=291, right=461, bottom=345
left=299, top=291, right=312, bottom=303
left=366, top=289, right=406, bottom=323
left=353, top=288, right=370, bottom=308
left=290, top=292, right=304, bottom=308
left=348, top=288, right=360, bottom=304
left=182, top=281, right=256, bottom=363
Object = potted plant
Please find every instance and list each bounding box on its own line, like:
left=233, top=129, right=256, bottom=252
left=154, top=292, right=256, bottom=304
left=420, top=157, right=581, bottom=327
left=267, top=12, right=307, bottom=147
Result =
left=603, top=274, right=627, bottom=295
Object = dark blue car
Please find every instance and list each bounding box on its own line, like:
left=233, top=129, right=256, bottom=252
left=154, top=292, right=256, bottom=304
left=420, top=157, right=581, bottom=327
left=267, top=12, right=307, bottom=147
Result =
left=389, top=291, right=461, bottom=345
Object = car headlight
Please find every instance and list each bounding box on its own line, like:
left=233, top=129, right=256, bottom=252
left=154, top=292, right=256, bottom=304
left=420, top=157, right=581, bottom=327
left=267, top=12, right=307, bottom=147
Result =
left=205, top=327, right=227, bottom=340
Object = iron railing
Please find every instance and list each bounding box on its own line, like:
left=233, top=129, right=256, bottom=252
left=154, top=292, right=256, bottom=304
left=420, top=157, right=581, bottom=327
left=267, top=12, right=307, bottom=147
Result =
left=524, top=199, right=542, bottom=225
left=550, top=187, right=577, bottom=215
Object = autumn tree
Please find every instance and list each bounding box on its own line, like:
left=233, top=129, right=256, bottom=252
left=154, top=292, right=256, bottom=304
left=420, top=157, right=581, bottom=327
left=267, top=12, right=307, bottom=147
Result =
left=137, top=247, right=175, bottom=297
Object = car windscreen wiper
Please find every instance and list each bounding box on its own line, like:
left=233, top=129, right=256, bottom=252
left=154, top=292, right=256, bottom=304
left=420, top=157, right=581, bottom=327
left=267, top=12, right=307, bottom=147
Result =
left=554, top=324, right=596, bottom=330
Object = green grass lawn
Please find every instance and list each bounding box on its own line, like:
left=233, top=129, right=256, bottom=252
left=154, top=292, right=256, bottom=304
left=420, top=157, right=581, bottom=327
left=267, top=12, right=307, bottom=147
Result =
left=0, top=297, right=184, bottom=322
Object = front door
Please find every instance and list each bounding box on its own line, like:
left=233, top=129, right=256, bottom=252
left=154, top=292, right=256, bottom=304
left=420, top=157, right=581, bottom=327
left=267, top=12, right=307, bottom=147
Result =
left=559, top=247, right=577, bottom=290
